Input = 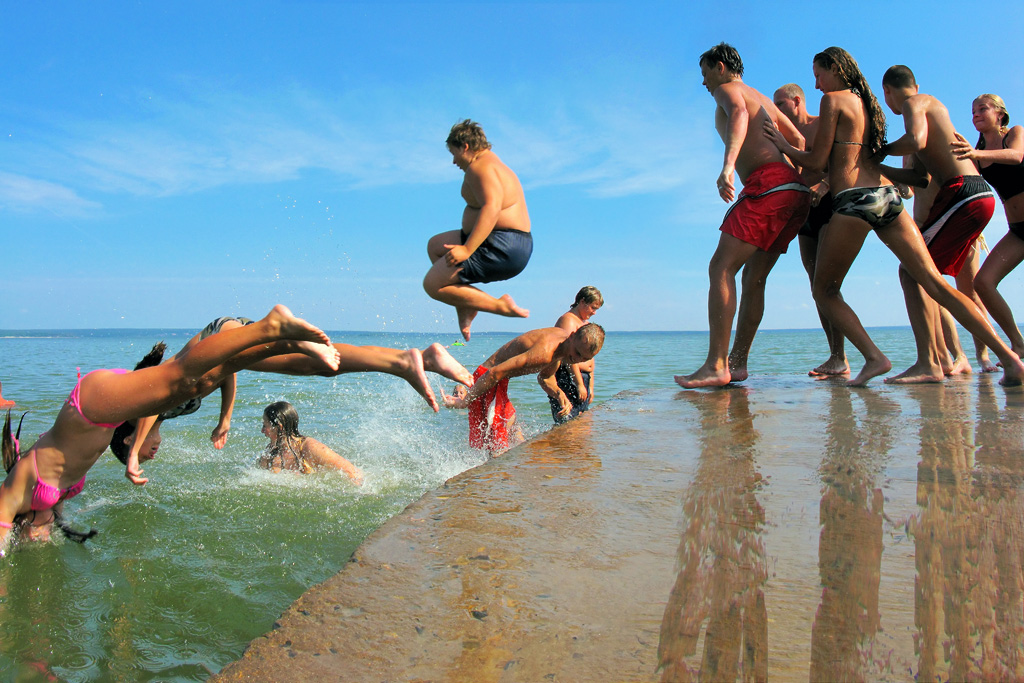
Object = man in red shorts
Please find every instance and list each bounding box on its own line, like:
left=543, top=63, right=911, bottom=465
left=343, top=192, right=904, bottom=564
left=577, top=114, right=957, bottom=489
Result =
left=875, top=65, right=996, bottom=383
left=676, top=43, right=810, bottom=388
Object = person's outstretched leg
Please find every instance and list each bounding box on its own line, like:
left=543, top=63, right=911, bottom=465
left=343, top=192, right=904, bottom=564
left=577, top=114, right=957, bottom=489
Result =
left=80, top=305, right=336, bottom=423
left=249, top=343, right=474, bottom=412
left=878, top=214, right=1024, bottom=386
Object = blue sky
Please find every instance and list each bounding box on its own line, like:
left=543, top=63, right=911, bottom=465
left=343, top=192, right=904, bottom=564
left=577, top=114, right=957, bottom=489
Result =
left=4, top=2, right=1024, bottom=336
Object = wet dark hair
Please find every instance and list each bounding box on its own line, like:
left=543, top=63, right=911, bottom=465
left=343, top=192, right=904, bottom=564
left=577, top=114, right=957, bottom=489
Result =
left=814, top=47, right=887, bottom=156
left=446, top=119, right=492, bottom=152
left=2, top=410, right=27, bottom=474
left=882, top=64, right=917, bottom=89
left=571, top=286, right=603, bottom=310
left=262, top=401, right=309, bottom=471
left=110, top=342, right=167, bottom=465
left=699, top=42, right=743, bottom=77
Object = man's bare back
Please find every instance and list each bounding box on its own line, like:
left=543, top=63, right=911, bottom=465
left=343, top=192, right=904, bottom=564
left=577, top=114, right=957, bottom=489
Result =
left=880, top=74, right=976, bottom=186
left=900, top=95, right=975, bottom=183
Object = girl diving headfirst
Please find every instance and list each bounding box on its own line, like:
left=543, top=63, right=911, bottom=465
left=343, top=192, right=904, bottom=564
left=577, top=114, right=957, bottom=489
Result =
left=0, top=305, right=339, bottom=550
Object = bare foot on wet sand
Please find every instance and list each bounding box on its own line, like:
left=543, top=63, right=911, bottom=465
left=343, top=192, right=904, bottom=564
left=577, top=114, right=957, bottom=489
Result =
left=978, top=355, right=999, bottom=373
left=999, top=356, right=1024, bottom=386
left=675, top=364, right=732, bottom=389
left=422, top=343, right=473, bottom=386
left=847, top=357, right=892, bottom=387
left=265, top=305, right=331, bottom=345
left=884, top=362, right=945, bottom=385
left=727, top=355, right=748, bottom=383
left=809, top=355, right=850, bottom=377
left=397, top=348, right=439, bottom=412
left=296, top=341, right=341, bottom=372
left=946, top=353, right=973, bottom=376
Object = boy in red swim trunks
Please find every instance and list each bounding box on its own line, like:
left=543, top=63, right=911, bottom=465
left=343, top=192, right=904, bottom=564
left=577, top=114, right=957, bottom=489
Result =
left=676, top=43, right=810, bottom=389
left=875, top=65, right=997, bottom=383
left=441, top=324, right=605, bottom=456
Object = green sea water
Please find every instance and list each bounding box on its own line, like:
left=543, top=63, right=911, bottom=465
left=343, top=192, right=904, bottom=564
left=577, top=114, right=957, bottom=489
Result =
left=0, top=327, right=928, bottom=680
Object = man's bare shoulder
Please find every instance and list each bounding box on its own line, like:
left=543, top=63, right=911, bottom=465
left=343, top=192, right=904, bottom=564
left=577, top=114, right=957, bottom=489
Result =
left=519, top=326, right=570, bottom=346
left=555, top=311, right=583, bottom=332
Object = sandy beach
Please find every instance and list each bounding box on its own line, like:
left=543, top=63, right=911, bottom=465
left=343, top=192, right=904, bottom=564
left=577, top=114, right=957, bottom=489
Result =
left=214, top=376, right=1024, bottom=681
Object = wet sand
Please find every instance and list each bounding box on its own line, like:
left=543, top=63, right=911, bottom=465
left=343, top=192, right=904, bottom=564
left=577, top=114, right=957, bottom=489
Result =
left=214, top=376, right=1024, bottom=681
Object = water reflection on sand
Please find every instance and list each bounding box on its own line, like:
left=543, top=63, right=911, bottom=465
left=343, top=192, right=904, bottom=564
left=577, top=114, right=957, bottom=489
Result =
left=217, top=379, right=1024, bottom=682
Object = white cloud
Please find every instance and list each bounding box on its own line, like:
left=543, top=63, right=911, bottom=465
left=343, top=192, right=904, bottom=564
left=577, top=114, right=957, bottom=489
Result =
left=2, top=70, right=719, bottom=203
left=0, top=172, right=101, bottom=215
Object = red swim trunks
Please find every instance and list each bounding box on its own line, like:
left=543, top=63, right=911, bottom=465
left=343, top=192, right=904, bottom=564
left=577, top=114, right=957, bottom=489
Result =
left=468, top=365, right=516, bottom=453
left=919, top=175, right=995, bottom=276
left=720, top=162, right=810, bottom=253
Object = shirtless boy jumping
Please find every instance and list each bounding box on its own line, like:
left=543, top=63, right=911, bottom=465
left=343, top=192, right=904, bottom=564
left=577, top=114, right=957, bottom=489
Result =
left=676, top=43, right=810, bottom=388
left=874, top=65, right=997, bottom=383
left=425, top=120, right=532, bottom=341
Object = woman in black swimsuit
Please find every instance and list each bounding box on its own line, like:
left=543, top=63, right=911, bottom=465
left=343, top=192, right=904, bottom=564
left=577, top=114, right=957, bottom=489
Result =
left=952, top=94, right=1024, bottom=358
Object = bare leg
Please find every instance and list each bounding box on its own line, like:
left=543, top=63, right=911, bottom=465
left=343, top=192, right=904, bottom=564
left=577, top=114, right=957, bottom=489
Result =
left=975, top=231, right=1024, bottom=358
left=249, top=343, right=473, bottom=412
left=423, top=258, right=528, bottom=341
left=728, top=250, right=781, bottom=382
left=422, top=343, right=474, bottom=386
left=956, top=243, right=997, bottom=371
left=810, top=215, right=891, bottom=387
left=885, top=268, right=947, bottom=384
left=799, top=233, right=849, bottom=377
left=676, top=233, right=759, bottom=388
left=877, top=213, right=1024, bottom=386
left=81, top=305, right=334, bottom=423
left=938, top=307, right=972, bottom=375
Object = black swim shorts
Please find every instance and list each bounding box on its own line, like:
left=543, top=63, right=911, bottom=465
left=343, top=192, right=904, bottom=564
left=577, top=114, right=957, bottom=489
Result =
left=457, top=228, right=533, bottom=284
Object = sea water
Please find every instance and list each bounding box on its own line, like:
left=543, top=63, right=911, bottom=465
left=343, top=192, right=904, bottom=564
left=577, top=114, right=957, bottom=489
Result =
left=0, top=327, right=926, bottom=680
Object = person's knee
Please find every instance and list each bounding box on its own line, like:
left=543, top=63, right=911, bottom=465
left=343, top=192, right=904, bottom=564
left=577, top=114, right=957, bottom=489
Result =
left=974, top=270, right=997, bottom=300
left=812, top=279, right=841, bottom=303
left=708, top=251, right=742, bottom=280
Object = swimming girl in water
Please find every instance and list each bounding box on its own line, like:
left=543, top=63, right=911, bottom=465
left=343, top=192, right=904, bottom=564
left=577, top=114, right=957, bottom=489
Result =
left=258, top=401, right=364, bottom=484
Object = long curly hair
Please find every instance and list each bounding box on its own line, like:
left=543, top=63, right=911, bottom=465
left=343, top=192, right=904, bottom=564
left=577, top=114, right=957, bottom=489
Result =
left=814, top=47, right=887, bottom=155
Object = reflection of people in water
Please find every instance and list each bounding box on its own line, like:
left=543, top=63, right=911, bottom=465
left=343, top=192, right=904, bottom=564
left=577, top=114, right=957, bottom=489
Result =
left=658, top=389, right=767, bottom=681
left=257, top=402, right=363, bottom=485
left=906, top=383, right=979, bottom=681
left=966, top=380, right=1024, bottom=677
left=810, top=386, right=896, bottom=680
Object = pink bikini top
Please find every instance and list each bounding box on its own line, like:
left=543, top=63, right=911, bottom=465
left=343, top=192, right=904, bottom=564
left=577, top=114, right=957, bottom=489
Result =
left=31, top=453, right=85, bottom=511
left=66, top=368, right=128, bottom=429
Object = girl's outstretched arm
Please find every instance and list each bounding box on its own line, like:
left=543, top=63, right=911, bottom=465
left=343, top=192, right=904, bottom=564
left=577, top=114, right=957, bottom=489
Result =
left=124, top=415, right=158, bottom=485
left=211, top=374, right=237, bottom=449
